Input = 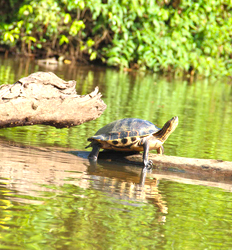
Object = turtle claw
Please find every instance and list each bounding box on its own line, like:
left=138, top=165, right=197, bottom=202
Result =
left=143, top=160, right=153, bottom=173
left=147, top=159, right=153, bottom=169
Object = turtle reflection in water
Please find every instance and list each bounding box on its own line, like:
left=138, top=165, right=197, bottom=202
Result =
left=86, top=116, right=178, bottom=171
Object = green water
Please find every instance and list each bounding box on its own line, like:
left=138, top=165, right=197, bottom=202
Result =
left=0, top=56, right=232, bottom=161
left=1, top=179, right=232, bottom=250
left=0, top=56, right=232, bottom=249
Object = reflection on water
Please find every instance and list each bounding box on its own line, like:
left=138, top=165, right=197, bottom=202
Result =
left=87, top=165, right=168, bottom=214
left=0, top=142, right=232, bottom=249
left=0, top=142, right=168, bottom=249
left=0, top=56, right=232, bottom=249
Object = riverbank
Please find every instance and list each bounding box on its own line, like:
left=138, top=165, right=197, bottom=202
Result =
left=1, top=0, right=232, bottom=76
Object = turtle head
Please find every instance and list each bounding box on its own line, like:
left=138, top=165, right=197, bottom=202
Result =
left=153, top=116, right=178, bottom=142
left=165, top=116, right=178, bottom=133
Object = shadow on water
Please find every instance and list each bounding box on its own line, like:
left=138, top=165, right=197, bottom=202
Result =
left=66, top=149, right=168, bottom=214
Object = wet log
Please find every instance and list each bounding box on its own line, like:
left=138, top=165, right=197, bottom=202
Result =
left=98, top=151, right=232, bottom=181
left=0, top=72, right=106, bottom=128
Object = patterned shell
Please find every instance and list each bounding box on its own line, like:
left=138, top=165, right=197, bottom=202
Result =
left=89, top=118, right=160, bottom=141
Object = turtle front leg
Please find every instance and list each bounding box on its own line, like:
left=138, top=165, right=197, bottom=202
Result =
left=142, top=140, right=153, bottom=172
left=88, top=143, right=100, bottom=162
left=157, top=145, right=164, bottom=155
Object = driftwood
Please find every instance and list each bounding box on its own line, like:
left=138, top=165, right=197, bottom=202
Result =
left=0, top=72, right=106, bottom=128
left=98, top=151, right=232, bottom=182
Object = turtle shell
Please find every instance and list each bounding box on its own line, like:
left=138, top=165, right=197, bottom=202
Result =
left=87, top=118, right=160, bottom=150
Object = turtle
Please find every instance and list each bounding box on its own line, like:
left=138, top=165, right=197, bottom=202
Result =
left=86, top=116, right=178, bottom=170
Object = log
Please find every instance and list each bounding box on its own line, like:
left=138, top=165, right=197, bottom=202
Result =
left=0, top=72, right=107, bottom=128
left=98, top=151, right=232, bottom=182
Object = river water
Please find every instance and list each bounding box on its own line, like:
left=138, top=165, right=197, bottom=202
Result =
left=0, top=56, right=232, bottom=249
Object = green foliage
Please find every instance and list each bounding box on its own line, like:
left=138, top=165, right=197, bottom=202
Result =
left=0, top=0, right=232, bottom=75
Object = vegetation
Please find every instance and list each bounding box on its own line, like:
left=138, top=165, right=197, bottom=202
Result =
left=0, top=0, right=232, bottom=76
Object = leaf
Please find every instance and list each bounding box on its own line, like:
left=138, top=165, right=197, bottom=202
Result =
left=87, top=38, right=95, bottom=48
left=59, top=35, right=69, bottom=45
left=18, top=4, right=33, bottom=17
left=90, top=51, right=97, bottom=61
left=64, top=13, right=71, bottom=24
left=69, top=20, right=85, bottom=36
left=4, top=32, right=14, bottom=43
left=107, top=57, right=121, bottom=66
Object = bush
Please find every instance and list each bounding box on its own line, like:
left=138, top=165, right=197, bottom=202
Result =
left=0, top=0, right=232, bottom=76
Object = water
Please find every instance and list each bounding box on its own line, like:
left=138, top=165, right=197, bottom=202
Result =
left=0, top=56, right=231, bottom=160
left=0, top=55, right=232, bottom=249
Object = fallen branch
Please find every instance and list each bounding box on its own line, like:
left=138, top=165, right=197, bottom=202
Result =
left=0, top=72, right=107, bottom=128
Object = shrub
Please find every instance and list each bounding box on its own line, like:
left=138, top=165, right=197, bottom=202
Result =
left=0, top=0, right=232, bottom=76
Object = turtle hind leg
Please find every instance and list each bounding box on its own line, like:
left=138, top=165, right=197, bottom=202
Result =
left=88, top=143, right=100, bottom=161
